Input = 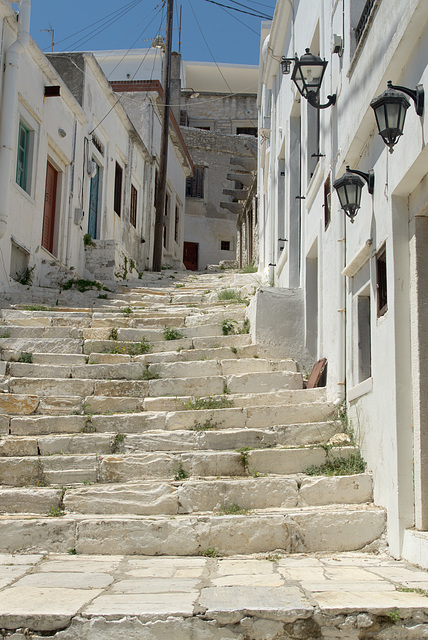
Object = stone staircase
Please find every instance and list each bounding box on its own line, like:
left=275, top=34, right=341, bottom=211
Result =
left=0, top=270, right=385, bottom=557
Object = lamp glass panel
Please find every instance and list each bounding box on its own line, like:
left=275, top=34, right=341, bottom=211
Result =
left=375, top=104, right=387, bottom=132
left=344, top=182, right=361, bottom=208
left=386, top=102, right=401, bottom=129
left=301, top=64, right=323, bottom=90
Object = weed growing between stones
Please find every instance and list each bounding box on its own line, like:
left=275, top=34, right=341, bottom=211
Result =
left=68, top=548, right=78, bottom=555
left=217, top=289, right=248, bottom=304
left=105, top=338, right=151, bottom=355
left=163, top=326, right=185, bottom=340
left=218, top=503, right=251, bottom=516
left=191, top=418, right=220, bottom=431
left=121, top=307, right=133, bottom=316
left=48, top=507, right=65, bottom=517
left=387, top=609, right=401, bottom=624
left=304, top=450, right=366, bottom=476
left=140, top=365, right=160, bottom=380
left=83, top=233, right=95, bottom=247
left=236, top=447, right=252, bottom=471
left=202, top=547, right=219, bottom=557
left=16, top=264, right=35, bottom=286
left=109, top=328, right=118, bottom=340
left=265, top=553, right=281, bottom=562
left=18, top=352, right=33, bottom=363
left=0, top=330, right=10, bottom=338
left=240, top=262, right=257, bottom=273
left=397, top=586, right=428, bottom=597
left=62, top=278, right=110, bottom=293
left=222, top=319, right=237, bottom=335
left=98, top=294, right=108, bottom=299
left=175, top=283, right=185, bottom=288
left=230, top=346, right=238, bottom=354
left=22, top=305, right=50, bottom=311
left=174, top=462, right=189, bottom=481
left=80, top=418, right=96, bottom=433
left=111, top=433, right=126, bottom=453
left=183, top=396, right=233, bottom=410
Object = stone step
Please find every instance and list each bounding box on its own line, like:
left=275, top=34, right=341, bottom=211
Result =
left=0, top=446, right=358, bottom=486
left=0, top=338, right=83, bottom=355
left=7, top=358, right=297, bottom=381
left=1, top=422, right=341, bottom=456
left=8, top=369, right=302, bottom=398
left=83, top=333, right=252, bottom=355
left=0, top=505, right=386, bottom=555
left=0, top=474, right=373, bottom=516
left=0, top=326, right=83, bottom=338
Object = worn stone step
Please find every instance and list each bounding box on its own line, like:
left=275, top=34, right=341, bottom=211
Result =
left=0, top=474, right=373, bottom=516
left=0, top=326, right=83, bottom=338
left=0, top=446, right=358, bottom=486
left=0, top=505, right=386, bottom=555
left=0, top=338, right=83, bottom=354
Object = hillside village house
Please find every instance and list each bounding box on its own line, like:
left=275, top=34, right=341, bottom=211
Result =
left=255, top=0, right=428, bottom=566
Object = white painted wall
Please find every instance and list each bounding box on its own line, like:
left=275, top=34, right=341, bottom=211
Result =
left=258, top=0, right=428, bottom=561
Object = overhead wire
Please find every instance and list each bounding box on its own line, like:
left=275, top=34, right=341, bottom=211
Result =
left=203, top=0, right=272, bottom=20
left=216, top=6, right=261, bottom=35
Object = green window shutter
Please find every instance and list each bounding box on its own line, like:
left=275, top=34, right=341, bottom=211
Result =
left=16, top=122, right=30, bottom=192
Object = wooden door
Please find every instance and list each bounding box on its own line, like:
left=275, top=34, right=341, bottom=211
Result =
left=183, top=241, right=198, bottom=271
left=42, top=161, right=58, bottom=254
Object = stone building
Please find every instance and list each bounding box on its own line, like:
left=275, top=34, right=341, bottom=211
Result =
left=255, top=0, right=428, bottom=566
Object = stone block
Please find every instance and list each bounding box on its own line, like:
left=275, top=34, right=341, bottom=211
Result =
left=93, top=380, right=150, bottom=397
left=10, top=415, right=87, bottom=436
left=92, top=412, right=167, bottom=433
left=64, top=483, right=178, bottom=515
left=83, top=396, right=145, bottom=415
left=0, top=458, right=40, bottom=486
left=9, top=363, right=72, bottom=378
left=299, top=474, right=373, bottom=506
left=0, top=414, right=10, bottom=434
left=0, top=394, right=39, bottom=415
left=0, top=436, right=38, bottom=457
left=165, top=408, right=245, bottom=431
left=72, top=363, right=145, bottom=380
left=226, top=371, right=303, bottom=394
left=10, top=378, right=95, bottom=397
left=0, top=488, right=62, bottom=514
left=99, top=453, right=176, bottom=482
left=246, top=403, right=335, bottom=428
left=149, top=360, right=221, bottom=379
left=37, top=396, right=82, bottom=415
left=38, top=434, right=112, bottom=456
left=149, top=376, right=225, bottom=397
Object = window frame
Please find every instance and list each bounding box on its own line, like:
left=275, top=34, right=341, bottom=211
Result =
left=376, top=244, right=388, bottom=318
left=114, top=161, right=123, bottom=217
left=186, top=167, right=205, bottom=199
left=130, top=184, right=138, bottom=228
left=16, top=121, right=31, bottom=193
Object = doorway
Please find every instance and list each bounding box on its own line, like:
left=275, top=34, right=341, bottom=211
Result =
left=88, top=164, right=100, bottom=239
left=183, top=242, right=198, bottom=270
left=41, top=161, right=58, bottom=255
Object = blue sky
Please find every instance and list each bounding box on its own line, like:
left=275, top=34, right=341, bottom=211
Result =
left=28, top=0, right=273, bottom=66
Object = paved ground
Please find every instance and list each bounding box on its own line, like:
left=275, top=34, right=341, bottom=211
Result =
left=1, top=552, right=428, bottom=637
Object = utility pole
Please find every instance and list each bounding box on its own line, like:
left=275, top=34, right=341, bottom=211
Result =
left=152, top=0, right=173, bottom=271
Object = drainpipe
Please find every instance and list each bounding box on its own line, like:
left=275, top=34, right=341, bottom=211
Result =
left=0, top=0, right=31, bottom=239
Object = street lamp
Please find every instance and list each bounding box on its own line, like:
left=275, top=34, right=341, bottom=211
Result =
left=370, top=80, right=424, bottom=152
left=333, top=166, right=374, bottom=223
left=282, top=48, right=336, bottom=109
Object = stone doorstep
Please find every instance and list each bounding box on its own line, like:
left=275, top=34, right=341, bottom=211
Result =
left=0, top=506, right=386, bottom=556
left=0, top=474, right=373, bottom=516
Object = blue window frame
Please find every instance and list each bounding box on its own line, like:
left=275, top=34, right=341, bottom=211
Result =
left=16, top=121, right=30, bottom=192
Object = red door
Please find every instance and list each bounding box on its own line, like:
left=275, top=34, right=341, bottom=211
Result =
left=183, top=242, right=198, bottom=271
left=42, top=161, right=58, bottom=254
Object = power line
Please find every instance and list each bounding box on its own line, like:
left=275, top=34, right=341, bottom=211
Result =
left=203, top=0, right=271, bottom=20
left=217, top=6, right=261, bottom=36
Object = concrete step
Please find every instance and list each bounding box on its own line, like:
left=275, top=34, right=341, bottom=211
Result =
left=0, top=446, right=359, bottom=486
left=0, top=474, right=373, bottom=516
left=0, top=505, right=386, bottom=555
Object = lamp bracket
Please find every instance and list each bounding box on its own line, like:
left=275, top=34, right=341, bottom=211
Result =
left=307, top=91, right=336, bottom=109
left=388, top=81, right=424, bottom=116
left=346, top=166, right=375, bottom=195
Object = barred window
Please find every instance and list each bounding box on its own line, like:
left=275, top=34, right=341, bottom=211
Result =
left=186, top=167, right=204, bottom=198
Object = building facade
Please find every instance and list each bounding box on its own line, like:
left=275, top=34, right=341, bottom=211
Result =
left=257, top=0, right=428, bottom=565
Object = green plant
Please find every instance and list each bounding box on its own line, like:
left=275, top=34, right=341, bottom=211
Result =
left=18, top=352, right=33, bottom=363
left=80, top=418, right=96, bottom=433
left=48, top=507, right=65, bottom=517
left=191, top=418, right=220, bottom=431
left=121, top=307, right=133, bottom=316
left=130, top=259, right=136, bottom=272
left=163, top=326, right=185, bottom=340
left=111, top=433, right=126, bottom=453
left=240, top=262, right=257, bottom=273
left=222, top=319, right=237, bottom=335
left=175, top=283, right=185, bottom=288
left=174, top=462, right=189, bottom=481
left=230, top=346, right=238, bottom=355
left=98, top=294, right=108, bottom=299
left=22, top=305, right=50, bottom=311
left=140, top=365, right=160, bottom=380
left=223, top=383, right=230, bottom=394
left=397, top=586, right=428, bottom=596
left=304, top=451, right=366, bottom=476
left=387, top=609, right=401, bottom=624
left=218, top=503, right=250, bottom=516
left=83, top=233, right=95, bottom=247
left=183, top=396, right=233, bottom=410
left=17, top=264, right=35, bottom=286
left=82, top=479, right=93, bottom=486
left=238, top=318, right=250, bottom=334
left=62, top=278, right=108, bottom=293
left=236, top=447, right=252, bottom=470
left=68, top=548, right=78, bottom=555
left=265, top=553, right=280, bottom=562
left=202, top=547, right=219, bottom=557
left=0, top=330, right=10, bottom=338
left=109, top=328, right=118, bottom=340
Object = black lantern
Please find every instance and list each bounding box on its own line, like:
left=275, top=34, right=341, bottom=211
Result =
left=370, top=80, right=424, bottom=152
left=288, top=49, right=336, bottom=109
left=333, top=166, right=375, bottom=223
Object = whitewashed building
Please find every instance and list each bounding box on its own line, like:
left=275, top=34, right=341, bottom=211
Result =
left=256, top=0, right=428, bottom=565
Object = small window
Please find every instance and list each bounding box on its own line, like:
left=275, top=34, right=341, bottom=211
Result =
left=221, top=240, right=231, bottom=251
left=236, top=127, right=257, bottom=137
left=186, top=167, right=204, bottom=198
left=175, top=205, right=180, bottom=243
left=114, top=162, right=123, bottom=216
left=130, top=184, right=138, bottom=228
left=357, top=294, right=371, bottom=382
left=324, top=175, right=331, bottom=229
left=376, top=244, right=387, bottom=317
left=16, top=121, right=30, bottom=193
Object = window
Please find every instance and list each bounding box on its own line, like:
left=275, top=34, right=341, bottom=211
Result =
left=221, top=240, right=231, bottom=251
left=114, top=162, right=123, bottom=216
left=130, top=184, right=138, bottom=228
left=186, top=167, right=204, bottom=198
left=355, top=0, right=377, bottom=45
left=376, top=244, right=387, bottom=317
left=16, top=121, right=30, bottom=193
left=236, top=127, right=257, bottom=137
left=357, top=292, right=371, bottom=382
left=175, top=205, right=180, bottom=243
left=324, top=175, right=331, bottom=229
